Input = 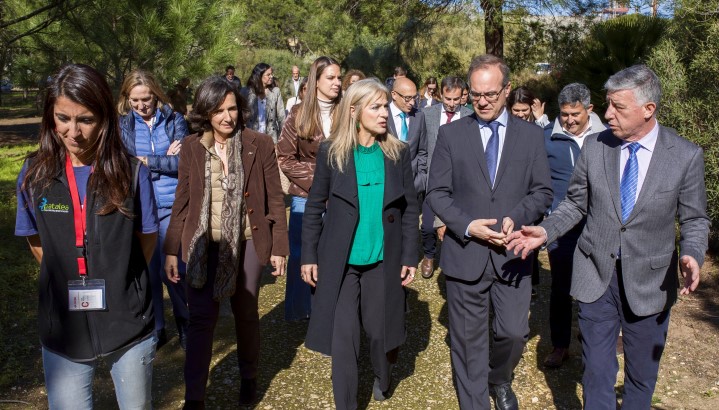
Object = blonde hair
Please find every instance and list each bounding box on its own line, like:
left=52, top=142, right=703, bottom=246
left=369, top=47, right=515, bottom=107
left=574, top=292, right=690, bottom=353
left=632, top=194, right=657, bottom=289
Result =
left=328, top=78, right=404, bottom=172
left=296, top=56, right=341, bottom=140
left=117, top=69, right=170, bottom=115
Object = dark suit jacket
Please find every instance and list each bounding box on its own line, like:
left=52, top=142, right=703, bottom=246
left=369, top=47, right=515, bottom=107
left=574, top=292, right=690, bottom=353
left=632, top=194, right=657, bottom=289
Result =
left=542, top=125, right=709, bottom=316
left=387, top=107, right=428, bottom=194
left=426, top=113, right=553, bottom=282
left=301, top=141, right=419, bottom=355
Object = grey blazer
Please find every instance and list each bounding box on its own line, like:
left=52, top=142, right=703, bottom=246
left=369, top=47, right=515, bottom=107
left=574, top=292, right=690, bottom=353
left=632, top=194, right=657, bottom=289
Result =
left=387, top=107, right=428, bottom=194
left=426, top=113, right=553, bottom=282
left=424, top=104, right=474, bottom=173
left=242, top=86, right=286, bottom=143
left=542, top=125, right=709, bottom=316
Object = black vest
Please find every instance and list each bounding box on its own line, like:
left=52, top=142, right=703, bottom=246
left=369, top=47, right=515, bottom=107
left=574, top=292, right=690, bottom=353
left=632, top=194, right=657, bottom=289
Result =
left=32, top=159, right=154, bottom=360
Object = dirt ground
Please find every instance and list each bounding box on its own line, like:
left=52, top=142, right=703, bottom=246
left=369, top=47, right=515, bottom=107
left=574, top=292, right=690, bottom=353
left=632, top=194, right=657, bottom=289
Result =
left=1, top=117, right=718, bottom=409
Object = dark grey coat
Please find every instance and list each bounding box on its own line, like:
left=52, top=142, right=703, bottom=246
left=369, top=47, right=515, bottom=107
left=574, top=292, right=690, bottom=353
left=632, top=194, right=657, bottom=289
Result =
left=301, top=141, right=419, bottom=355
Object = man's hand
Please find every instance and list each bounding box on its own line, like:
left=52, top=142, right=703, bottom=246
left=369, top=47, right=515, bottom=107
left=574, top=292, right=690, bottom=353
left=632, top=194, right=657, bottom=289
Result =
left=165, top=255, right=180, bottom=283
left=467, top=218, right=505, bottom=245
left=505, top=226, right=547, bottom=259
left=301, top=264, right=318, bottom=287
left=270, top=255, right=286, bottom=277
left=401, top=266, right=416, bottom=286
left=531, top=98, right=545, bottom=120
left=501, top=217, right=514, bottom=244
left=437, top=225, right=446, bottom=241
left=679, top=255, right=700, bottom=295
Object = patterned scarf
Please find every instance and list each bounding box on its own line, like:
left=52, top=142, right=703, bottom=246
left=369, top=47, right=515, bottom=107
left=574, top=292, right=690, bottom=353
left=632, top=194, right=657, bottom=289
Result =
left=186, top=129, right=245, bottom=301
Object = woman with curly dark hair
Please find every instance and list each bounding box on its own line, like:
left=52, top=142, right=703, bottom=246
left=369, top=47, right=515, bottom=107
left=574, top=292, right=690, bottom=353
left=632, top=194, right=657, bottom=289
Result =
left=164, top=76, right=288, bottom=408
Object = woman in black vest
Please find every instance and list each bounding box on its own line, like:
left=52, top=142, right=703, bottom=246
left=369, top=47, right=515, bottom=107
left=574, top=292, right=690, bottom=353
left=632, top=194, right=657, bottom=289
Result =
left=15, top=64, right=159, bottom=409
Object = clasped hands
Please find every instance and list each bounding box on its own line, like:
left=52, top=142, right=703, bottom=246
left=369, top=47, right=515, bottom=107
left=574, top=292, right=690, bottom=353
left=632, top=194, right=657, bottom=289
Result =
left=468, top=217, right=515, bottom=247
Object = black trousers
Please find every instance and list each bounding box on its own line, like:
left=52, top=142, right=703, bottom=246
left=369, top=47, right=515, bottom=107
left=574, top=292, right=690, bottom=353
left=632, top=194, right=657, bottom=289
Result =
left=446, top=261, right=532, bottom=410
left=331, top=262, right=392, bottom=410
left=184, top=241, right=264, bottom=401
left=420, top=199, right=437, bottom=259
left=578, top=263, right=670, bottom=409
left=547, top=241, right=576, bottom=348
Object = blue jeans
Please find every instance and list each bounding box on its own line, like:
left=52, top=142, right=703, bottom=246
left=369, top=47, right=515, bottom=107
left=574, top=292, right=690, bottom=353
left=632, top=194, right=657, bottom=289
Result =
left=43, top=335, right=156, bottom=410
left=284, top=196, right=312, bottom=321
left=149, top=206, right=188, bottom=332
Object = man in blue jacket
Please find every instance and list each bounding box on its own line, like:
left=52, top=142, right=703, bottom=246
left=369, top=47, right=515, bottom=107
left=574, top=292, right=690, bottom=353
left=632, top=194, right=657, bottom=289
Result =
left=543, top=82, right=606, bottom=368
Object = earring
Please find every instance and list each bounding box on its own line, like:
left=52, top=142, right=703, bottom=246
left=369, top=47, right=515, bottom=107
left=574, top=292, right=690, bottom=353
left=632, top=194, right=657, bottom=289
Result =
left=355, top=121, right=360, bottom=132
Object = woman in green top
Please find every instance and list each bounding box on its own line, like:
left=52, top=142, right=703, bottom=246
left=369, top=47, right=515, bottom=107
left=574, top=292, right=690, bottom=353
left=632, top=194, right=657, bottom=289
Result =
left=300, top=78, right=419, bottom=410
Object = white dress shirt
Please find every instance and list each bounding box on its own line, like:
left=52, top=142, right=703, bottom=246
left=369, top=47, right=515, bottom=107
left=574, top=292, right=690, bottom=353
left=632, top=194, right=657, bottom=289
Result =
left=477, top=108, right=509, bottom=181
left=441, top=105, right=463, bottom=125
left=390, top=102, right=408, bottom=141
left=619, top=120, right=659, bottom=203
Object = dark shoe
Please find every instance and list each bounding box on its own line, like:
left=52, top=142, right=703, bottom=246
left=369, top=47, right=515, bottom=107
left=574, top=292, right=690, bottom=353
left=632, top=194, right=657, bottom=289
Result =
left=177, top=323, right=188, bottom=351
left=239, top=378, right=257, bottom=406
left=156, top=328, right=168, bottom=350
left=420, top=257, right=434, bottom=279
left=372, top=378, right=388, bottom=401
left=543, top=347, right=569, bottom=368
left=183, top=400, right=205, bottom=410
left=531, top=286, right=538, bottom=297
left=489, top=383, right=518, bottom=410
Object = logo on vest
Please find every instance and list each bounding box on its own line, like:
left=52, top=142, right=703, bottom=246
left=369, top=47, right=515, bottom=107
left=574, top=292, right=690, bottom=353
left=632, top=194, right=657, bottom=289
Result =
left=38, top=197, right=70, bottom=213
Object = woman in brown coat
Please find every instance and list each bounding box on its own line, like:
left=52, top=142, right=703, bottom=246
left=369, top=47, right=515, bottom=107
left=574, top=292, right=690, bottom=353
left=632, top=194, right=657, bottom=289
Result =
left=276, top=56, right=342, bottom=321
left=164, top=76, right=288, bottom=409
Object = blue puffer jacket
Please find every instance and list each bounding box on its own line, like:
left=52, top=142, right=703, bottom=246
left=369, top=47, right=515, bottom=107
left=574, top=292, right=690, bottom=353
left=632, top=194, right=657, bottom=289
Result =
left=120, top=104, right=189, bottom=208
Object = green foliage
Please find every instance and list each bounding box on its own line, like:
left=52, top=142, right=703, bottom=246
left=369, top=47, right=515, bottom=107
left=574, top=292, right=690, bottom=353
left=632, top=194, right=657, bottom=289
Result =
left=562, top=14, right=668, bottom=112
left=0, top=144, right=42, bottom=388
left=647, top=0, right=719, bottom=248
left=7, top=0, right=244, bottom=90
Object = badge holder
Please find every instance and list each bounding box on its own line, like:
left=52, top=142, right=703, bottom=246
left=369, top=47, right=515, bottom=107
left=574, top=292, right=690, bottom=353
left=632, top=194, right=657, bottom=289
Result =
left=68, top=277, right=106, bottom=311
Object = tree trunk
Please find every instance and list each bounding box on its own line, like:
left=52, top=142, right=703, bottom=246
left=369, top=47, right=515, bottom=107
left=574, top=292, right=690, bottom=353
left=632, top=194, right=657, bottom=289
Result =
left=480, top=0, right=504, bottom=57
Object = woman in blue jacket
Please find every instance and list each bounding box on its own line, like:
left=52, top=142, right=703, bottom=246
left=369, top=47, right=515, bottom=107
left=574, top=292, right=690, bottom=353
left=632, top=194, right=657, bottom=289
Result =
left=118, top=69, right=190, bottom=348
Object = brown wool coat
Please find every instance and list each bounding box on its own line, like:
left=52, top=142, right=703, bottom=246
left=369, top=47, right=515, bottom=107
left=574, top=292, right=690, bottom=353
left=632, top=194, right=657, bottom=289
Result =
left=164, top=128, right=289, bottom=263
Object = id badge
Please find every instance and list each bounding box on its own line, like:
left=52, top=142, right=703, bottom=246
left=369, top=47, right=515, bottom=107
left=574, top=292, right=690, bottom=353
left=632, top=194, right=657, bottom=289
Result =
left=68, top=279, right=106, bottom=311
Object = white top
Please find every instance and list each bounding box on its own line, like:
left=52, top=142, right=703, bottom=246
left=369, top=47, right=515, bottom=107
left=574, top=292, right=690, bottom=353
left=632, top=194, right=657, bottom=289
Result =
left=318, top=98, right=334, bottom=138
left=257, top=97, right=267, bottom=134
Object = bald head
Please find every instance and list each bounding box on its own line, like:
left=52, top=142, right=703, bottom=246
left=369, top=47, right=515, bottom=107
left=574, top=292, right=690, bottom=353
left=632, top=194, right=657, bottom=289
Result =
left=391, top=77, right=418, bottom=113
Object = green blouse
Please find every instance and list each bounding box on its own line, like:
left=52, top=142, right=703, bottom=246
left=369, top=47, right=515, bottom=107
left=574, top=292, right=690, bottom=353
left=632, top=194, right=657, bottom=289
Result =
left=348, top=142, right=385, bottom=265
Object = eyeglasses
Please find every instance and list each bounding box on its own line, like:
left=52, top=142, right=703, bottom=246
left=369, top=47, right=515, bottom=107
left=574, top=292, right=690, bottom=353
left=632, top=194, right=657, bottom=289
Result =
left=393, top=90, right=418, bottom=104
left=469, top=83, right=508, bottom=102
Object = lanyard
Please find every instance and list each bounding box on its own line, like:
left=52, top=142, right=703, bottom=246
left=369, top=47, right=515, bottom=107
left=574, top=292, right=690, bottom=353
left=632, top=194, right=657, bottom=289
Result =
left=65, top=154, right=90, bottom=276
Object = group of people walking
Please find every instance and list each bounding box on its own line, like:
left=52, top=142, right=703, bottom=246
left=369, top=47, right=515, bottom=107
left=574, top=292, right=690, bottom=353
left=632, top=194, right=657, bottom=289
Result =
left=15, top=52, right=708, bottom=410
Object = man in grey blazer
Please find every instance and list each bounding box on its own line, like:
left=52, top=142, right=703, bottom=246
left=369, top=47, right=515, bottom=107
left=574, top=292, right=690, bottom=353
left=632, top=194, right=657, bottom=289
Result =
left=387, top=77, right=428, bottom=196
left=426, top=55, right=553, bottom=409
left=419, top=76, right=473, bottom=278
left=282, top=65, right=304, bottom=99
left=508, top=65, right=709, bottom=409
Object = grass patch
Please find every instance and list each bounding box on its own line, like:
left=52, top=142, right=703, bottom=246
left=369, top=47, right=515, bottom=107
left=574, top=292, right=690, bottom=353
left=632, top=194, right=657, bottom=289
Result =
left=0, top=144, right=43, bottom=388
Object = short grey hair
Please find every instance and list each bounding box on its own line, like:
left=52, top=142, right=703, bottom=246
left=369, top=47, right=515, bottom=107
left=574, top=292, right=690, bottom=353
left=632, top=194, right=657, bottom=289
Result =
left=558, top=83, right=591, bottom=108
left=604, top=65, right=661, bottom=110
left=467, top=54, right=510, bottom=88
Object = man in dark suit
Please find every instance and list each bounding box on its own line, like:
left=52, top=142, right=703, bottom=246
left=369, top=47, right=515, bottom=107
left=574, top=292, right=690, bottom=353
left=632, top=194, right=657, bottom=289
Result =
left=419, top=76, right=473, bottom=278
left=426, top=55, right=553, bottom=409
left=508, top=65, right=709, bottom=408
left=542, top=82, right=607, bottom=368
left=388, top=77, right=428, bottom=196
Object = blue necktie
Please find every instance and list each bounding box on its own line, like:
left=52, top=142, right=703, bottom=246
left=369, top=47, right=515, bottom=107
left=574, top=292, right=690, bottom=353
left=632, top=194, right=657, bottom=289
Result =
left=485, top=120, right=500, bottom=186
left=399, top=112, right=408, bottom=141
left=620, top=142, right=641, bottom=222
